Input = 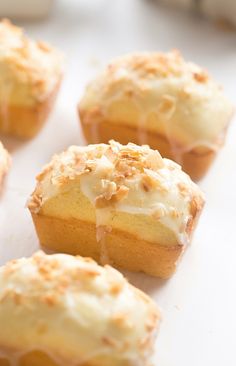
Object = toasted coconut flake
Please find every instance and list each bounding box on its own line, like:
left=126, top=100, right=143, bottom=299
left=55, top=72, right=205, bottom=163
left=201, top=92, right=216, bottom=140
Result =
left=28, top=140, right=205, bottom=247
left=158, top=94, right=176, bottom=119
left=102, top=336, right=118, bottom=348
left=111, top=185, right=129, bottom=203
left=152, top=206, right=167, bottom=220
left=193, top=71, right=208, bottom=83
left=95, top=195, right=111, bottom=209
left=178, top=182, right=190, bottom=197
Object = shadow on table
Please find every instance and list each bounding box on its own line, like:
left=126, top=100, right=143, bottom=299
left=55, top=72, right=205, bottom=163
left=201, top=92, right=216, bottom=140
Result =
left=0, top=135, right=26, bottom=153
left=121, top=269, right=167, bottom=296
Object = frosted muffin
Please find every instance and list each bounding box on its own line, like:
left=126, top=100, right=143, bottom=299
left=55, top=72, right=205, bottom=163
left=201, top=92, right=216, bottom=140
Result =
left=79, top=51, right=233, bottom=180
left=28, top=140, right=205, bottom=278
left=0, top=251, right=160, bottom=366
left=0, top=19, right=63, bottom=139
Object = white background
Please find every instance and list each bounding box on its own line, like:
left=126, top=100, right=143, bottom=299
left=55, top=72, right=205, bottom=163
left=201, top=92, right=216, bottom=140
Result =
left=0, top=1, right=236, bottom=365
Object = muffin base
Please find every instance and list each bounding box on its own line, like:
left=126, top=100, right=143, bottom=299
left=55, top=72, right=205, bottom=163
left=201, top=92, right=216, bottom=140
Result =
left=0, top=351, right=58, bottom=366
left=80, top=119, right=217, bottom=181
left=0, top=82, right=61, bottom=139
left=0, top=350, right=133, bottom=366
left=31, top=213, right=183, bottom=279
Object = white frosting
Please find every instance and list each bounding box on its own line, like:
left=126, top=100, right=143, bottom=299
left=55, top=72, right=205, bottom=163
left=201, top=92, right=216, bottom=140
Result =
left=79, top=51, right=233, bottom=158
left=0, top=251, right=159, bottom=365
left=80, top=155, right=193, bottom=245
left=0, top=19, right=63, bottom=103
left=28, top=141, right=205, bottom=246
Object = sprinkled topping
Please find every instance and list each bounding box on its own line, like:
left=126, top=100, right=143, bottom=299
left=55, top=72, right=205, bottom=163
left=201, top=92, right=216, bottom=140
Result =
left=79, top=51, right=233, bottom=153
left=0, top=251, right=160, bottom=364
left=0, top=19, right=63, bottom=100
left=29, top=140, right=170, bottom=209
left=106, top=50, right=209, bottom=82
left=28, top=140, right=204, bottom=246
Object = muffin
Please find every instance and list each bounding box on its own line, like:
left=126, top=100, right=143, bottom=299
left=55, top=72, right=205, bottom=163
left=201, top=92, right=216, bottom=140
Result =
left=28, top=140, right=205, bottom=278
left=160, top=0, right=236, bottom=27
left=0, top=19, right=63, bottom=139
left=78, top=50, right=233, bottom=180
left=0, top=142, right=10, bottom=188
left=0, top=251, right=160, bottom=366
left=202, top=0, right=236, bottom=28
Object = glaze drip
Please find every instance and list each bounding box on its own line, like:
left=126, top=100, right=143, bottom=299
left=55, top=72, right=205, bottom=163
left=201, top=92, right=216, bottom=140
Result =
left=79, top=51, right=233, bottom=164
left=0, top=252, right=159, bottom=366
left=28, top=141, right=205, bottom=247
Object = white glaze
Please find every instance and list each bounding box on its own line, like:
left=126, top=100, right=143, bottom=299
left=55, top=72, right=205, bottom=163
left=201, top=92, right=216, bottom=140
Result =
left=79, top=51, right=233, bottom=162
left=29, top=141, right=204, bottom=247
left=0, top=20, right=63, bottom=102
left=0, top=252, right=159, bottom=365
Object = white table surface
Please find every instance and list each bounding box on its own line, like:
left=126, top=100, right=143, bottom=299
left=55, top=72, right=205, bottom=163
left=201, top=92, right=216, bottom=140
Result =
left=0, top=1, right=236, bottom=365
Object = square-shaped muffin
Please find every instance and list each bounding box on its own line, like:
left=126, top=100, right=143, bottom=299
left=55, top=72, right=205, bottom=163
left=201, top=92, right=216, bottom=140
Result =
left=0, top=251, right=160, bottom=366
left=79, top=51, right=233, bottom=180
left=0, top=19, right=63, bottom=139
left=28, top=140, right=205, bottom=278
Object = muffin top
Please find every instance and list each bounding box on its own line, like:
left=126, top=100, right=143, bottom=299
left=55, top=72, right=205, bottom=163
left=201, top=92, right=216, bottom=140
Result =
left=79, top=50, right=233, bottom=149
left=28, top=140, right=204, bottom=245
left=0, top=251, right=159, bottom=364
left=100, top=50, right=208, bottom=81
left=0, top=19, right=63, bottom=102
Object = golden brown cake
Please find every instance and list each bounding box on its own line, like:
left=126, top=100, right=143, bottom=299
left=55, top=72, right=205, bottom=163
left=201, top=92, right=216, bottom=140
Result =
left=28, top=140, right=205, bottom=278
left=0, top=19, right=63, bottom=139
left=0, top=142, right=10, bottom=188
left=0, top=251, right=160, bottom=366
left=78, top=50, right=234, bottom=180
left=160, top=0, right=236, bottom=28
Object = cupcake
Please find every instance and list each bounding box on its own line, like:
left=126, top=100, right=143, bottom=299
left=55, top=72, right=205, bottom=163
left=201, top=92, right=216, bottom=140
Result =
left=28, top=140, right=205, bottom=278
left=0, top=19, right=63, bottom=139
left=79, top=51, right=233, bottom=180
left=0, top=251, right=160, bottom=366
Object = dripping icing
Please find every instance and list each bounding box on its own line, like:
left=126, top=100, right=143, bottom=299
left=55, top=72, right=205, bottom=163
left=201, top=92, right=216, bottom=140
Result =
left=30, top=142, right=204, bottom=247
left=80, top=52, right=233, bottom=164
left=78, top=145, right=199, bottom=247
